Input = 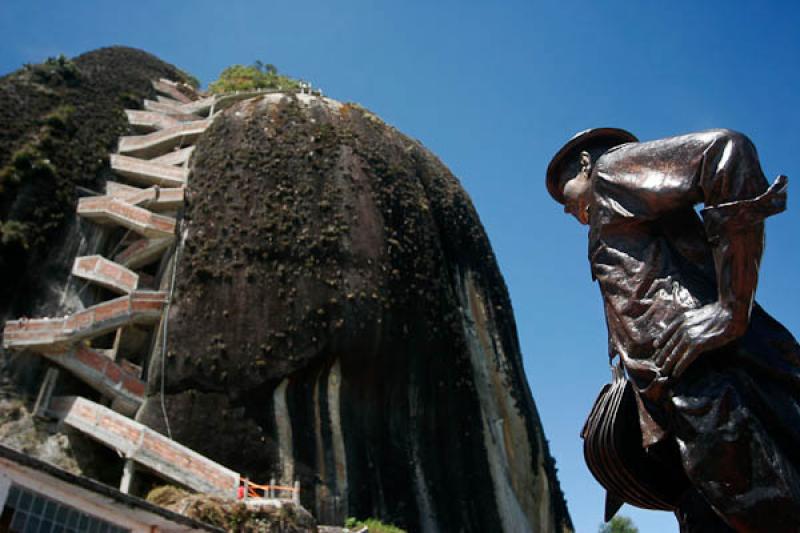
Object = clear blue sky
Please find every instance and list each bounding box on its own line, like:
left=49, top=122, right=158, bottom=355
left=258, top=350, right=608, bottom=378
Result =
left=2, top=1, right=799, bottom=531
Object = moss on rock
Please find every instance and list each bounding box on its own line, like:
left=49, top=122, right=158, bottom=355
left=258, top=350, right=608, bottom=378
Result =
left=0, top=46, right=197, bottom=320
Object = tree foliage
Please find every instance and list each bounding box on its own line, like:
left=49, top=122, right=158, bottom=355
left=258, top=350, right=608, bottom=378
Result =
left=599, top=515, right=639, bottom=533
left=24, top=54, right=80, bottom=87
left=208, top=61, right=301, bottom=94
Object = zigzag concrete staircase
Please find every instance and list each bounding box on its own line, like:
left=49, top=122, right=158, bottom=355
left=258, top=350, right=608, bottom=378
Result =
left=3, top=78, right=204, bottom=413
left=1, top=79, right=306, bottom=503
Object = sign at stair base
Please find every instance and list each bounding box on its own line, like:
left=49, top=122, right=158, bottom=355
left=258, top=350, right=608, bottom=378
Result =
left=51, top=396, right=240, bottom=498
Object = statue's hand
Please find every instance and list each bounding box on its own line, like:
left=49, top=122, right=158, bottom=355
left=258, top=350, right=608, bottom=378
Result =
left=653, top=302, right=740, bottom=380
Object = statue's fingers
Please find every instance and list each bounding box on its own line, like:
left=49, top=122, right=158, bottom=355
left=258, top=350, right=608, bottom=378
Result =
left=653, top=319, right=682, bottom=352
left=654, top=325, right=683, bottom=366
left=673, top=347, right=700, bottom=379
left=660, top=347, right=677, bottom=376
left=661, top=334, right=689, bottom=376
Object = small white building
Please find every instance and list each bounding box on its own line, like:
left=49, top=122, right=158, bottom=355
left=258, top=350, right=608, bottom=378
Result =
left=0, top=444, right=220, bottom=533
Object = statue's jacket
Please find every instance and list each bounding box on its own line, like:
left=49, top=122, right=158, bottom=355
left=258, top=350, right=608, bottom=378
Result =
left=586, top=129, right=800, bottom=465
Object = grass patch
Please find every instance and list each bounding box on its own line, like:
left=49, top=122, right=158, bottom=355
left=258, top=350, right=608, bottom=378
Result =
left=345, top=517, right=407, bottom=533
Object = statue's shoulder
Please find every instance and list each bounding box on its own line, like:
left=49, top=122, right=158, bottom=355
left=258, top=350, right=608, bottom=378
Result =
left=590, top=137, right=688, bottom=225
left=593, top=140, right=643, bottom=174
left=597, top=130, right=744, bottom=173
left=592, top=142, right=639, bottom=192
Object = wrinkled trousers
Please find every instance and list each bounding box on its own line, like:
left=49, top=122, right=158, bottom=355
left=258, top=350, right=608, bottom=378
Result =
left=670, top=352, right=800, bottom=532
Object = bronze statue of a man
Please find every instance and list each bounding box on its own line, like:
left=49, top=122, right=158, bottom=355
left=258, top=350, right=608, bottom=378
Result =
left=547, top=128, right=800, bottom=531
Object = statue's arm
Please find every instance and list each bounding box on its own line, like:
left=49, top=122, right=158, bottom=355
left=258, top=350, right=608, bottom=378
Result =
left=701, top=176, right=787, bottom=335
left=651, top=131, right=787, bottom=378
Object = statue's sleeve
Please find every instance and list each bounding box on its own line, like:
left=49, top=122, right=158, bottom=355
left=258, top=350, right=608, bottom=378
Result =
left=596, top=129, right=787, bottom=335
left=595, top=130, right=771, bottom=218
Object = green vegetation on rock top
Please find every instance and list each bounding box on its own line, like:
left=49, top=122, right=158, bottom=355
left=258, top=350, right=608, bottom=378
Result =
left=23, top=55, right=80, bottom=87
left=345, top=517, right=407, bottom=533
left=208, top=61, right=301, bottom=94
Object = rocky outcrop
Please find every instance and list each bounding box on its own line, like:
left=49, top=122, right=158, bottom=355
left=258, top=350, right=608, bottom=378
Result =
left=0, top=47, right=571, bottom=532
left=137, top=94, right=571, bottom=532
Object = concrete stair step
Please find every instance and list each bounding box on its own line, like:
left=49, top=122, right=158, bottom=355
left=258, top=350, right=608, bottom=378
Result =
left=110, top=154, right=188, bottom=187
left=127, top=187, right=185, bottom=212
left=77, top=196, right=176, bottom=239
left=176, top=95, right=215, bottom=116
left=50, top=396, right=241, bottom=498
left=125, top=110, right=181, bottom=132
left=154, top=78, right=199, bottom=103
left=156, top=95, right=185, bottom=107
left=117, top=120, right=210, bottom=159
left=143, top=96, right=216, bottom=118
left=72, top=255, right=139, bottom=294
left=152, top=79, right=192, bottom=104
left=105, top=181, right=144, bottom=200
left=143, top=99, right=201, bottom=118
left=114, top=237, right=173, bottom=269
left=105, top=182, right=185, bottom=212
left=150, top=146, right=194, bottom=166
left=3, top=291, right=167, bottom=351
left=44, top=346, right=144, bottom=416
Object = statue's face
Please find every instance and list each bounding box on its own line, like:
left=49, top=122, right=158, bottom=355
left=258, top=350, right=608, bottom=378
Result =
left=562, top=151, right=592, bottom=225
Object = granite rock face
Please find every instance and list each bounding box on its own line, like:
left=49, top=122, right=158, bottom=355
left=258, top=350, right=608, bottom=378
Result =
left=0, top=47, right=572, bottom=532
left=137, top=94, right=571, bottom=532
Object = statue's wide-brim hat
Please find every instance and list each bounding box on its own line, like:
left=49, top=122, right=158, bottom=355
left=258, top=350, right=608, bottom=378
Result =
left=546, top=128, right=638, bottom=204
